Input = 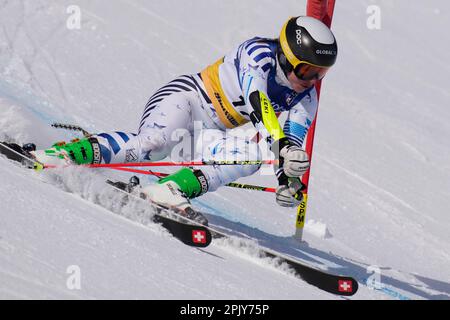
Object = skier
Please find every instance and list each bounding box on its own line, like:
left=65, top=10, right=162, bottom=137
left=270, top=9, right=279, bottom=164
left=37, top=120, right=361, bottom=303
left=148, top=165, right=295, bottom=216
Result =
left=8, top=16, right=338, bottom=224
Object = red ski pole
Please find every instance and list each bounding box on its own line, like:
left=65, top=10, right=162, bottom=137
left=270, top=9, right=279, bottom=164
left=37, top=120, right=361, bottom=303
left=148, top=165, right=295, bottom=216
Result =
left=111, top=167, right=276, bottom=193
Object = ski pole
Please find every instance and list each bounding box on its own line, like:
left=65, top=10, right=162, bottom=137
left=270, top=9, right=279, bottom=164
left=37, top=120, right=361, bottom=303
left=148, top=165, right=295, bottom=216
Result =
left=225, top=182, right=276, bottom=193
left=112, top=166, right=168, bottom=177
left=51, top=123, right=91, bottom=137
left=42, top=162, right=277, bottom=192
left=44, top=160, right=276, bottom=170
left=85, top=159, right=276, bottom=168
left=111, top=167, right=276, bottom=193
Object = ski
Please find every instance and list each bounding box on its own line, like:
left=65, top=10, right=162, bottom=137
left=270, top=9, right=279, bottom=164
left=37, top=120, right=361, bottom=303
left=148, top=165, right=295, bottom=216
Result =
left=0, top=141, right=212, bottom=248
left=254, top=244, right=358, bottom=296
left=0, top=141, right=43, bottom=170
left=210, top=224, right=358, bottom=296
left=106, top=179, right=212, bottom=248
left=111, top=177, right=358, bottom=296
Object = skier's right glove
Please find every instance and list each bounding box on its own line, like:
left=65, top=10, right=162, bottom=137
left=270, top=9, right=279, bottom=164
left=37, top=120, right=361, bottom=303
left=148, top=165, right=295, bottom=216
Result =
left=275, top=173, right=306, bottom=207
left=273, top=137, right=310, bottom=178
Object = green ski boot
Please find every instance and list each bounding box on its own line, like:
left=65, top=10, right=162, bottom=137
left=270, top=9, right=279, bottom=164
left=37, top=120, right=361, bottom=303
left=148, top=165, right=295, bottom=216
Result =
left=31, top=137, right=102, bottom=166
left=142, top=168, right=209, bottom=225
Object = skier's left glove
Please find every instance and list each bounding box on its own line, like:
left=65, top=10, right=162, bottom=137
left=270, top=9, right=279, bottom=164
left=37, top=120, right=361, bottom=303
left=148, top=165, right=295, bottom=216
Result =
left=275, top=173, right=306, bottom=207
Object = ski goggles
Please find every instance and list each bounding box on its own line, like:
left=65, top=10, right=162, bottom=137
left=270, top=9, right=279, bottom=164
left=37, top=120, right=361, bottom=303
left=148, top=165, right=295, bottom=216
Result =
left=294, top=63, right=329, bottom=81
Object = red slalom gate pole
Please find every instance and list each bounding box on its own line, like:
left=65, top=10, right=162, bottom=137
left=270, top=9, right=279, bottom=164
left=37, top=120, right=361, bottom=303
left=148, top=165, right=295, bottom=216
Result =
left=294, top=0, right=337, bottom=241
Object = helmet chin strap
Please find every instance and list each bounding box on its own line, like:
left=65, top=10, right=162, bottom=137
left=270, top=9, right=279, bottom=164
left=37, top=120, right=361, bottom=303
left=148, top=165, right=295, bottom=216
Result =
left=277, top=41, right=292, bottom=73
left=275, top=52, right=294, bottom=90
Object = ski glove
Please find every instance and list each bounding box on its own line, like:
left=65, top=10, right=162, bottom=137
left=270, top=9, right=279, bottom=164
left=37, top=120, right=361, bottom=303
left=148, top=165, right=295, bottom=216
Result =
left=276, top=176, right=306, bottom=207
left=273, top=138, right=310, bottom=178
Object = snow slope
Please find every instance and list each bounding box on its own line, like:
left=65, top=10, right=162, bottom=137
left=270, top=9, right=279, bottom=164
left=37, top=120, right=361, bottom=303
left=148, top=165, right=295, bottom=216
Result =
left=0, top=0, right=449, bottom=299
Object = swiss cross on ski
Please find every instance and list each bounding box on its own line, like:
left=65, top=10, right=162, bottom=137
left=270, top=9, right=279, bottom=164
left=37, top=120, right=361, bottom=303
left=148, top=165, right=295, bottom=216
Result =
left=338, top=280, right=353, bottom=293
left=192, top=230, right=207, bottom=244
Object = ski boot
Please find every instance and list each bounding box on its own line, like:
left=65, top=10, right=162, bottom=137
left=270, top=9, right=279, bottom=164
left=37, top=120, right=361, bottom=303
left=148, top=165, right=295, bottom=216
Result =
left=140, top=168, right=209, bottom=225
left=30, top=137, right=102, bottom=166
